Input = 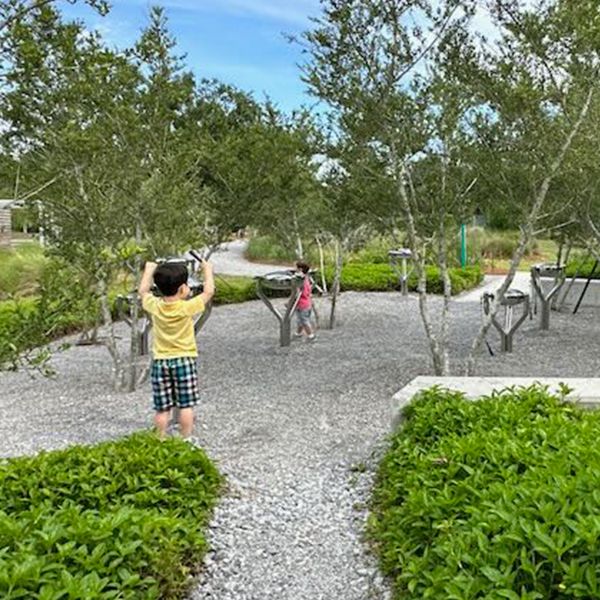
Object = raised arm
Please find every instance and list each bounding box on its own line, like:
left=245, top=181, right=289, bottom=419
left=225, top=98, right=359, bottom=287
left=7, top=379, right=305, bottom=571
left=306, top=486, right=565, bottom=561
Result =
left=199, top=260, right=215, bottom=305
left=139, top=261, right=157, bottom=300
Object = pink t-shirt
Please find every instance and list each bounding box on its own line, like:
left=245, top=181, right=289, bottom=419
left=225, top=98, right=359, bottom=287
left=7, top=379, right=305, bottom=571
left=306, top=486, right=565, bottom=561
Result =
left=297, top=276, right=312, bottom=310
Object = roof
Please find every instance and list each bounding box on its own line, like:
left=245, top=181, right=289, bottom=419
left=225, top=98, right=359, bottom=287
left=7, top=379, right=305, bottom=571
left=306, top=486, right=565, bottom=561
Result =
left=0, top=200, right=24, bottom=209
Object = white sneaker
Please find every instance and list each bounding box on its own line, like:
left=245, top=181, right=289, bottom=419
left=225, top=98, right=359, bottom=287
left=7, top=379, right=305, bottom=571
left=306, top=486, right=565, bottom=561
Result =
left=307, top=334, right=316, bottom=341
left=184, top=436, right=202, bottom=448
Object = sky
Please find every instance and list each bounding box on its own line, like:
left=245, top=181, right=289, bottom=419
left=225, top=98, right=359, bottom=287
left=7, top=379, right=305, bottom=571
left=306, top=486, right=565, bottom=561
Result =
left=60, top=0, right=323, bottom=113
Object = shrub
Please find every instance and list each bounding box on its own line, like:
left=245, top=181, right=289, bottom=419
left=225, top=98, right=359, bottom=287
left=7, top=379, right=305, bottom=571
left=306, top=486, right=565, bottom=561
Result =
left=370, top=386, right=600, bottom=599
left=348, top=235, right=399, bottom=264
left=213, top=275, right=257, bottom=304
left=323, top=263, right=483, bottom=295
left=471, top=230, right=539, bottom=261
left=565, top=256, right=600, bottom=280
left=245, top=235, right=296, bottom=263
left=0, top=433, right=221, bottom=599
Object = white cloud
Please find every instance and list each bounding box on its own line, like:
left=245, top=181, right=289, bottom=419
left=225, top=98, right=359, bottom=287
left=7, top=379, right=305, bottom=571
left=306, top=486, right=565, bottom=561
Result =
left=126, top=0, right=322, bottom=26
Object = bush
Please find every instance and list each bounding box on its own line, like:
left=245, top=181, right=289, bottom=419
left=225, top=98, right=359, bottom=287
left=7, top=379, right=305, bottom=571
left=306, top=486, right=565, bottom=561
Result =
left=213, top=275, right=257, bottom=304
left=371, top=386, right=600, bottom=599
left=323, top=263, right=483, bottom=295
left=0, top=433, right=221, bottom=599
left=246, top=234, right=399, bottom=266
left=565, top=256, right=600, bottom=280
left=471, top=230, right=539, bottom=260
left=245, top=235, right=296, bottom=264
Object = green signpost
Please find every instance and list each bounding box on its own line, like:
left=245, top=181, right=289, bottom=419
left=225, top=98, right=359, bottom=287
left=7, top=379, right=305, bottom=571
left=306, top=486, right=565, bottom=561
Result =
left=460, top=223, right=467, bottom=268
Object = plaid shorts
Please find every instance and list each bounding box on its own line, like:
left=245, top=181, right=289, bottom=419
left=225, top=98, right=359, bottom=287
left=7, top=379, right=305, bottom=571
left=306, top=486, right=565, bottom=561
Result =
left=151, top=357, right=200, bottom=412
left=296, top=308, right=312, bottom=327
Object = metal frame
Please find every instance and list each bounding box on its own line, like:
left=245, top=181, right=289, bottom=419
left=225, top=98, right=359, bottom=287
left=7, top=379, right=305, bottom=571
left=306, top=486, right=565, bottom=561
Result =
left=388, top=248, right=413, bottom=296
left=116, top=254, right=212, bottom=357
left=530, top=263, right=566, bottom=330
left=255, top=270, right=305, bottom=346
left=483, top=289, right=530, bottom=353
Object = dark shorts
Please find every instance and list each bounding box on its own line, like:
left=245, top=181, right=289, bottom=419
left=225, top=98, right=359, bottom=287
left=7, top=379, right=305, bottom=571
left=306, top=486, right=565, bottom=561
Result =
left=151, top=357, right=200, bottom=412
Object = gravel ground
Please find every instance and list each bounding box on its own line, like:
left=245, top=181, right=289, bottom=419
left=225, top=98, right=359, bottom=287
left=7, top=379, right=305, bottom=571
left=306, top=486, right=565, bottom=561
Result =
left=1, top=290, right=599, bottom=599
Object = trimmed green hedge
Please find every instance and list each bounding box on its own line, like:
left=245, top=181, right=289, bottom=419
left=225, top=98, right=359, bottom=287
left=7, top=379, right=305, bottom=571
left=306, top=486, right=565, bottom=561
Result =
left=371, top=386, right=600, bottom=599
left=324, top=263, right=483, bottom=295
left=565, top=256, right=600, bottom=280
left=0, top=433, right=221, bottom=599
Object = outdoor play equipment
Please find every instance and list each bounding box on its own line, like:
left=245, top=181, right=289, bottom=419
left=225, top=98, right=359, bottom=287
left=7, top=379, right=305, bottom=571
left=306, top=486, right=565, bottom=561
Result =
left=115, top=249, right=212, bottom=356
left=255, top=269, right=312, bottom=347
left=388, top=248, right=413, bottom=296
left=482, top=289, right=530, bottom=353
left=530, top=263, right=566, bottom=330
left=573, top=259, right=599, bottom=314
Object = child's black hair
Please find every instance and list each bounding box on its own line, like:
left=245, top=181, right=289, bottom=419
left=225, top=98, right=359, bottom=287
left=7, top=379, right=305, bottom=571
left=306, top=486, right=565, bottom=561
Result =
left=296, top=261, right=310, bottom=274
left=153, top=263, right=188, bottom=296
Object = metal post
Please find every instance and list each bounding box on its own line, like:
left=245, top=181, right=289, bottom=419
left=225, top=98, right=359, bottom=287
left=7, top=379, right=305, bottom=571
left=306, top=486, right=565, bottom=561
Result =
left=573, top=259, right=599, bottom=314
left=460, top=223, right=467, bottom=268
left=401, top=257, right=408, bottom=296
left=530, top=264, right=566, bottom=331
left=483, top=290, right=529, bottom=353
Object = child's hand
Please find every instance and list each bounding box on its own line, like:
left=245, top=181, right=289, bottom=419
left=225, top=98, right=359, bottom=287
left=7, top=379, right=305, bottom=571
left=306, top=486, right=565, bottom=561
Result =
left=144, top=261, right=158, bottom=272
left=201, top=260, right=213, bottom=272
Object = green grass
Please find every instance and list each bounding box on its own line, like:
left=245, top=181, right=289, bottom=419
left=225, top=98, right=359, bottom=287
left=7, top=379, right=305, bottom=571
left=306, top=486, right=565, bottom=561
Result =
left=0, top=433, right=222, bottom=599
left=371, top=386, right=600, bottom=599
left=0, top=243, right=47, bottom=299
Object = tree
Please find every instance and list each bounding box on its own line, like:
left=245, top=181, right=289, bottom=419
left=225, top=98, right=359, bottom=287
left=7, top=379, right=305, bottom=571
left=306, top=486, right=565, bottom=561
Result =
left=302, top=0, right=600, bottom=374
left=464, top=0, right=599, bottom=372
left=301, top=0, right=480, bottom=373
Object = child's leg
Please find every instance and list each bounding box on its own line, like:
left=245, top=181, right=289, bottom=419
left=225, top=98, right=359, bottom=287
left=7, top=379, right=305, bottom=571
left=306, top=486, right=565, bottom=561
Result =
left=173, top=357, right=200, bottom=439
left=154, top=410, right=172, bottom=438
left=151, top=359, right=175, bottom=438
left=179, top=408, right=194, bottom=437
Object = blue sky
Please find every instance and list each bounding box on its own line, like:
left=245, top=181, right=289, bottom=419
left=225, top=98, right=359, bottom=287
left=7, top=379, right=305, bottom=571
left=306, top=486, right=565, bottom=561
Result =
left=60, top=0, right=323, bottom=113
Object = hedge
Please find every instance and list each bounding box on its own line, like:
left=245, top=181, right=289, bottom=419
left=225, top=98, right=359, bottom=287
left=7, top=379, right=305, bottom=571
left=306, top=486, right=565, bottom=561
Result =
left=370, top=386, right=600, bottom=599
left=565, top=256, right=600, bottom=280
left=324, top=263, right=483, bottom=295
left=0, top=433, right=221, bottom=599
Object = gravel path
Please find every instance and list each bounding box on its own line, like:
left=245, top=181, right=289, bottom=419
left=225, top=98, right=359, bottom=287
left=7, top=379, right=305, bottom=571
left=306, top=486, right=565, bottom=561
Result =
left=1, top=285, right=599, bottom=599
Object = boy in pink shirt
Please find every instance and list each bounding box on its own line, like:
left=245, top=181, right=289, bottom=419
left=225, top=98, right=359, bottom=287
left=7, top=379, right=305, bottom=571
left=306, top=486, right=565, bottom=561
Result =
left=294, top=261, right=315, bottom=341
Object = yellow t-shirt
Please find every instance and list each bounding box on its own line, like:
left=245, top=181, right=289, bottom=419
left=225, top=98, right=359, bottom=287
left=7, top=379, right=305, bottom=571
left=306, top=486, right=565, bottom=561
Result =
left=142, top=295, right=205, bottom=359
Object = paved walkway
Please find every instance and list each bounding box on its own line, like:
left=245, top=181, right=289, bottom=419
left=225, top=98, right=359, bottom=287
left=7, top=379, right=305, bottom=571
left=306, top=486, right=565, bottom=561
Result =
left=455, top=272, right=531, bottom=303
left=207, top=239, right=291, bottom=278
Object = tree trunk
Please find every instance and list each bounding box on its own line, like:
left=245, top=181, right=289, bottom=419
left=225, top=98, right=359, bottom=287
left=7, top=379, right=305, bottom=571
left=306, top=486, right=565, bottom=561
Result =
left=465, top=86, right=594, bottom=374
left=98, top=276, right=126, bottom=391
left=391, top=146, right=447, bottom=374
left=328, top=239, right=343, bottom=329
left=553, top=239, right=573, bottom=310
left=315, top=235, right=328, bottom=294
left=292, top=210, right=303, bottom=260
left=437, top=228, right=452, bottom=375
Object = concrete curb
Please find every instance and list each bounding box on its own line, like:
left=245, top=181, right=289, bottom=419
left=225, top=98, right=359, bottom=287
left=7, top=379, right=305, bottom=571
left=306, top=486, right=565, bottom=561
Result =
left=391, top=376, right=600, bottom=429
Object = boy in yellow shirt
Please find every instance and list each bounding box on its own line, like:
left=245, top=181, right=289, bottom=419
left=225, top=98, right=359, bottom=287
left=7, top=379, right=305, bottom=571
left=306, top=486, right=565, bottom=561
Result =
left=139, top=259, right=214, bottom=441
